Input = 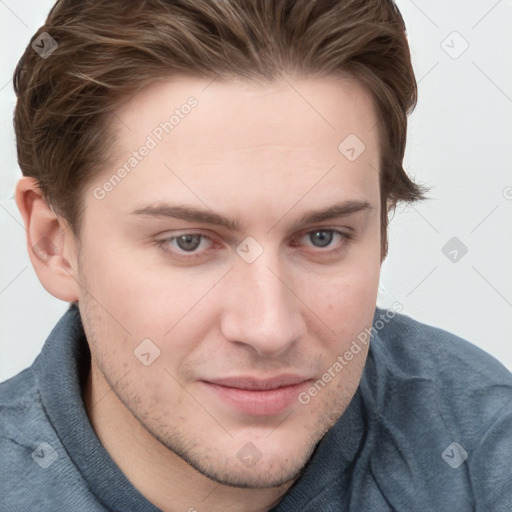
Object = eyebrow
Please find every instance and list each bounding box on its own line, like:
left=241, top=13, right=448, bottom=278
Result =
left=131, top=200, right=373, bottom=232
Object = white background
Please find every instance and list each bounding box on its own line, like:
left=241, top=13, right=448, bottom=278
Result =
left=1, top=0, right=511, bottom=381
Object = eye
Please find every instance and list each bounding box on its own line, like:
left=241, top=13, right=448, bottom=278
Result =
left=158, top=233, right=214, bottom=256
left=296, top=229, right=348, bottom=250
left=307, top=230, right=335, bottom=248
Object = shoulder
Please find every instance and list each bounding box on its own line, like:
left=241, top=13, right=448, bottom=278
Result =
left=368, top=308, right=512, bottom=424
left=354, top=309, right=512, bottom=508
left=0, top=366, right=56, bottom=506
left=372, top=307, right=512, bottom=389
left=363, top=308, right=512, bottom=507
left=0, top=366, right=42, bottom=445
left=0, top=359, right=106, bottom=511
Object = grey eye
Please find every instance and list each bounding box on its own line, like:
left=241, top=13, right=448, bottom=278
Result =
left=309, top=230, right=334, bottom=247
left=176, top=234, right=202, bottom=251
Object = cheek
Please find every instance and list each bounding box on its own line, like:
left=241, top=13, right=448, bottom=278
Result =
left=80, top=240, right=183, bottom=323
left=78, top=241, right=228, bottom=368
left=297, top=250, right=380, bottom=342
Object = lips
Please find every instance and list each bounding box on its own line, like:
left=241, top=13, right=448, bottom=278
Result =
left=200, top=375, right=311, bottom=416
left=206, top=375, right=309, bottom=391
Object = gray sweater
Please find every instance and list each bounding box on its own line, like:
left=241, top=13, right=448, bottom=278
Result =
left=1, top=304, right=511, bottom=511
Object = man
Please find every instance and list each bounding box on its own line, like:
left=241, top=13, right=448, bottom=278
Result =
left=1, top=0, right=511, bottom=510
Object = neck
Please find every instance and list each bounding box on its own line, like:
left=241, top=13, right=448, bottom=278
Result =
left=83, top=358, right=292, bottom=512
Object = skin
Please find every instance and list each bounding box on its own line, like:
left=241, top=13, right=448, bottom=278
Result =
left=17, top=75, right=382, bottom=512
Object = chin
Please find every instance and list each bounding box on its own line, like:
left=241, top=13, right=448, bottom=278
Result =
left=154, top=424, right=319, bottom=489
left=183, top=451, right=312, bottom=489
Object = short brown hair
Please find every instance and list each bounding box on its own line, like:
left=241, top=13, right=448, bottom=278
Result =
left=13, top=0, right=425, bottom=255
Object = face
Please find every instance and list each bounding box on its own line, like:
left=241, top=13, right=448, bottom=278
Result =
left=77, top=75, right=381, bottom=488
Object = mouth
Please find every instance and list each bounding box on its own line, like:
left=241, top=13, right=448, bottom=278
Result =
left=200, top=375, right=312, bottom=416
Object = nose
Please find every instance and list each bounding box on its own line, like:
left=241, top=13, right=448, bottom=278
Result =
left=219, top=253, right=306, bottom=358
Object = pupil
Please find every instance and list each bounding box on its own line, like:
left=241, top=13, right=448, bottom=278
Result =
left=177, top=234, right=201, bottom=251
left=311, top=230, right=332, bottom=247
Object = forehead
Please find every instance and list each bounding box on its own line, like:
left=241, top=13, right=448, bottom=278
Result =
left=90, top=75, right=380, bottom=222
left=113, top=74, right=378, bottom=153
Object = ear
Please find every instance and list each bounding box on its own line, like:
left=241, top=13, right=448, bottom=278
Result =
left=15, top=177, right=80, bottom=302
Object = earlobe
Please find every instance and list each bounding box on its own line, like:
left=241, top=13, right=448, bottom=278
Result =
left=15, top=177, right=80, bottom=303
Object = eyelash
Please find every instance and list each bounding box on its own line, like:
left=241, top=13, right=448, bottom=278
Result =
left=156, top=229, right=352, bottom=260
